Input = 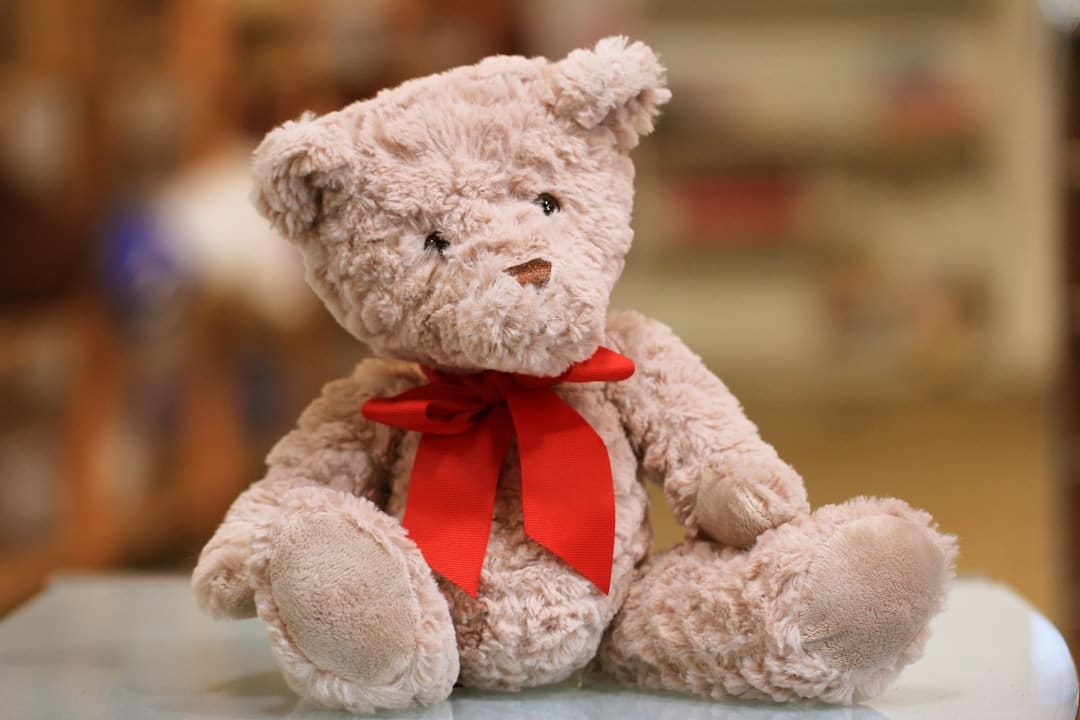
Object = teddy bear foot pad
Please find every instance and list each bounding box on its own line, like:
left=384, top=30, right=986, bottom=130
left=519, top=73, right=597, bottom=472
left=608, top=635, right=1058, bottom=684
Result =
left=248, top=487, right=460, bottom=713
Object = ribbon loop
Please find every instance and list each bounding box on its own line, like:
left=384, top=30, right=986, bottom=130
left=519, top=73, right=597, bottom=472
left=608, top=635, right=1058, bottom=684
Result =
left=361, top=347, right=634, bottom=597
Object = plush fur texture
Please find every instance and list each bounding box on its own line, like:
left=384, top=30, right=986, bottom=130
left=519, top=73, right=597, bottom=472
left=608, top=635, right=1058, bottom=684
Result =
left=193, top=37, right=957, bottom=713
left=598, top=498, right=957, bottom=704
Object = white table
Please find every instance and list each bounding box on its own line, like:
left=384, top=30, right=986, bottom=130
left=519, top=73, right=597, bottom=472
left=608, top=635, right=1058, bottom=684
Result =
left=0, top=575, right=1075, bottom=719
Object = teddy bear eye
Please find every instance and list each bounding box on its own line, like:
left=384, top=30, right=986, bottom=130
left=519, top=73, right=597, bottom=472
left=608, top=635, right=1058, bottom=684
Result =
left=533, top=193, right=561, bottom=216
left=424, top=231, right=450, bottom=254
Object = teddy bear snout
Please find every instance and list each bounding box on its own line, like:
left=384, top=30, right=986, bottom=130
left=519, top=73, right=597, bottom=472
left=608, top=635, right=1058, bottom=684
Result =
left=504, top=258, right=552, bottom=288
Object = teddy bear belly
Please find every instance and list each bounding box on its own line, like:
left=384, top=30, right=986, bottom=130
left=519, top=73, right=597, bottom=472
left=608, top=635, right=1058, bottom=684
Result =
left=384, top=391, right=651, bottom=689
left=442, top=447, right=650, bottom=689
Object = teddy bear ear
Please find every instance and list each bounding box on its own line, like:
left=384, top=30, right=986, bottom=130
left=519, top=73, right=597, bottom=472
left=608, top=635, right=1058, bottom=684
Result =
left=545, top=36, right=672, bottom=151
left=251, top=113, right=357, bottom=239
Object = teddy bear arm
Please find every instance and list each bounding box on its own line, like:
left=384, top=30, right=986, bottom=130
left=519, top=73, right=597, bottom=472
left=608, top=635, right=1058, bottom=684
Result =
left=192, top=466, right=315, bottom=619
left=192, top=359, right=415, bottom=619
left=604, top=310, right=809, bottom=546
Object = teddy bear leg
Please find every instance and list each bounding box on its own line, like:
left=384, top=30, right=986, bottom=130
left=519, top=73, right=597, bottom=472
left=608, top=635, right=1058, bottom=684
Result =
left=599, top=496, right=956, bottom=704
left=247, top=486, right=459, bottom=713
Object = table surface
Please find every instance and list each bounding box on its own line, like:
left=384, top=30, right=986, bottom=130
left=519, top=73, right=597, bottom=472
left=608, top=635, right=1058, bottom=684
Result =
left=0, top=575, right=1075, bottom=720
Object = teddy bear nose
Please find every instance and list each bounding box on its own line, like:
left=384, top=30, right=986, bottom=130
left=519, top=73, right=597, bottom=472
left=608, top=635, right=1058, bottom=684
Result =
left=504, top=258, right=552, bottom=288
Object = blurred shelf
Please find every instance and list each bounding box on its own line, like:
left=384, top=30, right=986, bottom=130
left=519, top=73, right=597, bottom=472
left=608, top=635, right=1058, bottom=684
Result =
left=1067, top=141, right=1080, bottom=187
left=0, top=536, right=63, bottom=619
left=656, top=136, right=986, bottom=179
left=649, top=0, right=992, bottom=21
left=0, top=473, right=225, bottom=620
left=625, top=241, right=825, bottom=272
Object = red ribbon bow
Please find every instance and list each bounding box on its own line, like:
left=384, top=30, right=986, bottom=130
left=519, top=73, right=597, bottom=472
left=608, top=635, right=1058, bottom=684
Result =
left=361, top=347, right=635, bottom=597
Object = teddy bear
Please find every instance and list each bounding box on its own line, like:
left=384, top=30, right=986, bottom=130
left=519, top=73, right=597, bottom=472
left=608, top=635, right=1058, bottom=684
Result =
left=192, top=37, right=957, bottom=714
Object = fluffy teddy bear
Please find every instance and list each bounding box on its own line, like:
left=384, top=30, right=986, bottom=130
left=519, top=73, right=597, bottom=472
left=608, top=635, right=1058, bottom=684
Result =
left=192, top=37, right=957, bottom=714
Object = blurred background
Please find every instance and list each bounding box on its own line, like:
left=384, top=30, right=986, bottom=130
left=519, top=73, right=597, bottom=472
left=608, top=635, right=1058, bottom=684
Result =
left=0, top=0, right=1077, bottom=658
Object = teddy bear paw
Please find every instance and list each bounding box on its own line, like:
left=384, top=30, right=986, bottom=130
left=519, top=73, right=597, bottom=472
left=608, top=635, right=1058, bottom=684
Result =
left=694, top=452, right=809, bottom=547
left=191, top=542, right=255, bottom=619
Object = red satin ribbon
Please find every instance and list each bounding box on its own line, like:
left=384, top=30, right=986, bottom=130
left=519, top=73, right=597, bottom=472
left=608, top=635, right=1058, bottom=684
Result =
left=361, top=347, right=635, bottom=597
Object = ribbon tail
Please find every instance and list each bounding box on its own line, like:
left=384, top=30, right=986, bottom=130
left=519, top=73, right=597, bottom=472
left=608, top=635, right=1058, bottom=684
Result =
left=403, top=407, right=513, bottom=597
left=560, top=346, right=635, bottom=383
left=507, top=389, right=615, bottom=595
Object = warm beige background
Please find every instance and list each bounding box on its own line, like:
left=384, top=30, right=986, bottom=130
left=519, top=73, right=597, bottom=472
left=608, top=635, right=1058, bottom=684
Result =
left=647, top=396, right=1063, bottom=625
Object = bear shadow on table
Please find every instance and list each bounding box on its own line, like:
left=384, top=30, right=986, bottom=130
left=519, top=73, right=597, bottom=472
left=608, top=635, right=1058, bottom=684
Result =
left=163, top=671, right=891, bottom=720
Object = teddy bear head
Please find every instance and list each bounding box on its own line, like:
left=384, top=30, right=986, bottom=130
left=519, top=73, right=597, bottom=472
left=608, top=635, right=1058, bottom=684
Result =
left=252, top=37, right=669, bottom=376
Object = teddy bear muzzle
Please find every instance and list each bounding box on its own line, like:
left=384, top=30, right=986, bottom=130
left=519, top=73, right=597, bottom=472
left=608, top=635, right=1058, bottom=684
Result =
left=504, top=258, right=552, bottom=288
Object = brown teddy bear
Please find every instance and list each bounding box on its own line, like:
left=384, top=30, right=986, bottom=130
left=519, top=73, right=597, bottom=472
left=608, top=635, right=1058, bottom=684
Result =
left=193, top=37, right=956, bottom=714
